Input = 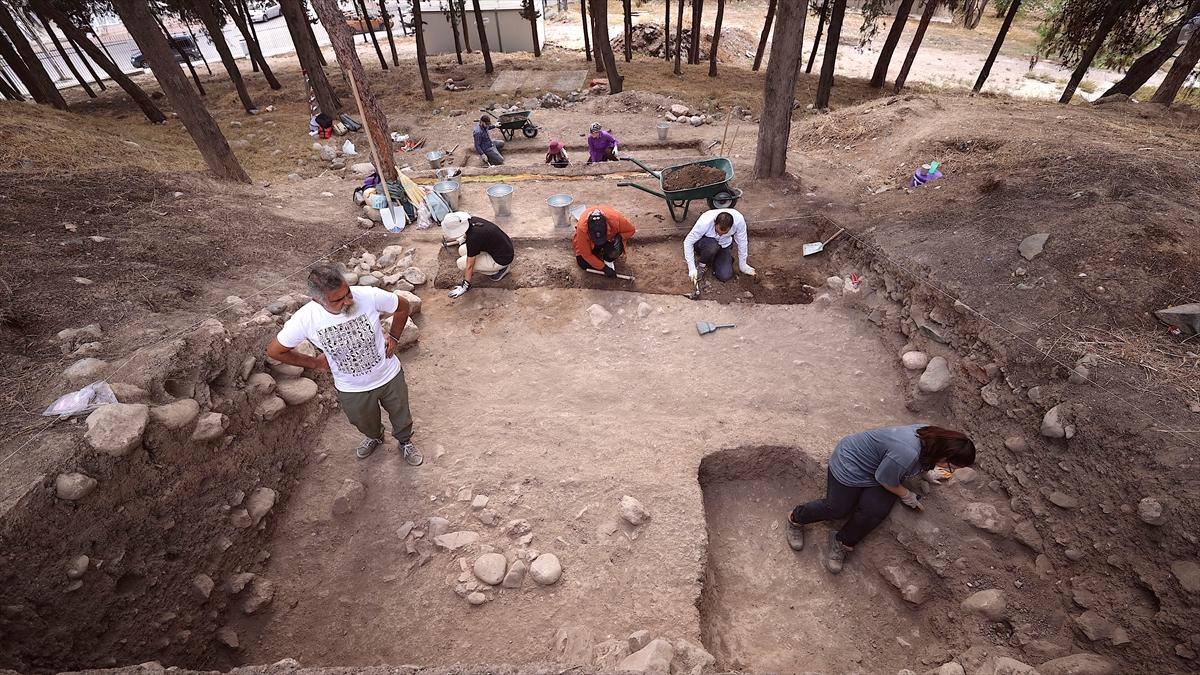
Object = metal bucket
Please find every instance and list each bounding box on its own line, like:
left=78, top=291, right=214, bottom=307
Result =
left=657, top=121, right=670, bottom=140
left=546, top=194, right=574, bottom=228
left=486, top=184, right=513, bottom=217
left=433, top=180, right=462, bottom=210
left=426, top=150, right=447, bottom=170
left=435, top=167, right=462, bottom=184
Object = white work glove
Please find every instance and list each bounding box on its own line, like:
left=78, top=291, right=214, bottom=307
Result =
left=924, top=467, right=952, bottom=484
left=740, top=264, right=757, bottom=277
left=688, top=269, right=699, bottom=283
left=448, top=281, right=470, bottom=298
left=900, top=491, right=924, bottom=511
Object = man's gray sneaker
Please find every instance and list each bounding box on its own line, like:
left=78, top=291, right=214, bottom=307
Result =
left=399, top=441, right=424, bottom=466
left=825, top=531, right=848, bottom=575
left=490, top=265, right=511, bottom=281
left=356, top=436, right=383, bottom=459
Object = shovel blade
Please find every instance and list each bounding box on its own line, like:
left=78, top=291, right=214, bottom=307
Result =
left=802, top=242, right=824, bottom=256
left=381, top=204, right=405, bottom=233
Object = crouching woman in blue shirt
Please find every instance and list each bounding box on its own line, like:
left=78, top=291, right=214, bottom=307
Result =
left=787, top=425, right=976, bottom=574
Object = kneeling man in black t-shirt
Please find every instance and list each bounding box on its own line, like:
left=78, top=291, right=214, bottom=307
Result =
left=449, top=215, right=515, bottom=298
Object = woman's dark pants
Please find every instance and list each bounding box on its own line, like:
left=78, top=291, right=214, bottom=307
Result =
left=791, top=469, right=899, bottom=546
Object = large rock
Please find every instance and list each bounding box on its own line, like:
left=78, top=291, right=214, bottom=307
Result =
left=1041, top=404, right=1076, bottom=439
left=553, top=626, right=594, bottom=666
left=63, top=358, right=108, bottom=384
left=586, top=304, right=612, bottom=327
left=378, top=245, right=407, bottom=267
left=593, top=639, right=631, bottom=669
left=350, top=162, right=375, bottom=175
left=1019, top=233, right=1050, bottom=261
left=402, top=267, right=426, bottom=286
left=276, top=378, right=318, bottom=405
left=620, top=495, right=651, bottom=526
left=1171, top=560, right=1200, bottom=594
left=85, top=403, right=149, bottom=457
left=255, top=396, right=287, bottom=421
left=1074, top=610, right=1122, bottom=643
left=55, top=472, right=98, bottom=500
left=246, top=372, right=277, bottom=397
left=927, top=663, right=964, bottom=675
left=191, top=412, right=229, bottom=441
left=150, top=399, right=200, bottom=430
left=670, top=104, right=690, bottom=116
left=245, top=487, right=277, bottom=526
left=962, top=502, right=1010, bottom=535
left=673, top=638, right=716, bottom=675
left=618, top=639, right=674, bottom=675
left=394, top=317, right=420, bottom=351
left=1038, top=653, right=1118, bottom=675
left=918, top=356, right=952, bottom=392
left=332, top=479, right=366, bottom=516
left=992, top=657, right=1038, bottom=675
left=961, top=589, right=1008, bottom=621
left=395, top=290, right=422, bottom=315
left=501, top=559, right=527, bottom=588
left=530, top=553, right=562, bottom=585
left=1137, top=497, right=1167, bottom=526
left=192, top=573, right=214, bottom=600
left=902, top=351, right=929, bottom=370
left=879, top=563, right=929, bottom=605
left=434, top=530, right=479, bottom=551
left=1153, top=303, right=1200, bottom=336
left=473, top=553, right=508, bottom=585
left=241, top=576, right=275, bottom=615
left=1012, top=520, right=1045, bottom=552
left=215, top=626, right=240, bottom=649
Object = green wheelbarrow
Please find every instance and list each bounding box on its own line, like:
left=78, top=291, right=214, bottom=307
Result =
left=618, top=156, right=742, bottom=223
left=483, top=108, right=539, bottom=141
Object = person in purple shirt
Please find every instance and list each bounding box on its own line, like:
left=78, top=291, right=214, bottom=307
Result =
left=587, top=122, right=619, bottom=164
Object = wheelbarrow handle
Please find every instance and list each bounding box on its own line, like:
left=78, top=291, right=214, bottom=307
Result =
left=623, top=156, right=661, bottom=178
left=617, top=181, right=667, bottom=199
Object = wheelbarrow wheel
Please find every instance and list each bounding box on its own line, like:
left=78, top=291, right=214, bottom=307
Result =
left=708, top=191, right=738, bottom=210
left=522, top=124, right=539, bottom=139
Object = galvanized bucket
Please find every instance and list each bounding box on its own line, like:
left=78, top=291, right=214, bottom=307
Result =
left=546, top=194, right=574, bottom=228
left=426, top=150, right=447, bottom=170
left=433, top=181, right=462, bottom=210
left=486, top=184, right=513, bottom=218
left=657, top=121, right=670, bottom=140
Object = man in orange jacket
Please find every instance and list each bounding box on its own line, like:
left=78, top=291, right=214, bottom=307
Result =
left=573, top=205, right=637, bottom=278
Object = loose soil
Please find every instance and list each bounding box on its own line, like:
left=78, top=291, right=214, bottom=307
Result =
left=661, top=164, right=728, bottom=192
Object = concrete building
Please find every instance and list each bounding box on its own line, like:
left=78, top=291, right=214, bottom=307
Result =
left=418, top=0, right=546, bottom=55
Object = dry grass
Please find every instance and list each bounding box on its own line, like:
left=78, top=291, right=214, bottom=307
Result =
left=1070, top=326, right=1200, bottom=401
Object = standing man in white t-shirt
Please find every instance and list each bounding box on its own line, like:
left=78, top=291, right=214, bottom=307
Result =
left=267, top=263, right=423, bottom=464
left=682, top=208, right=756, bottom=283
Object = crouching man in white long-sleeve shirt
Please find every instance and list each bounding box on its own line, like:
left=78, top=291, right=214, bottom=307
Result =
left=683, top=208, right=756, bottom=283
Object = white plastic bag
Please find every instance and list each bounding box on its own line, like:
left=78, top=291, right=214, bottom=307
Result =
left=416, top=204, right=433, bottom=230
left=42, top=381, right=117, bottom=418
left=342, top=139, right=357, bottom=156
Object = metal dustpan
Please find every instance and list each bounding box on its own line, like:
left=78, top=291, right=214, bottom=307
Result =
left=696, top=321, right=735, bottom=336
left=803, top=228, right=845, bottom=256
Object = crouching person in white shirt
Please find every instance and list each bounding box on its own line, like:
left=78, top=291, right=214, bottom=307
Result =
left=683, top=208, right=756, bottom=283
left=267, top=263, right=423, bottom=464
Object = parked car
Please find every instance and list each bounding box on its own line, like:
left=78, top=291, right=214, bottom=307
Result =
left=130, top=35, right=202, bottom=69
left=251, top=1, right=282, bottom=22
left=344, top=12, right=391, bottom=33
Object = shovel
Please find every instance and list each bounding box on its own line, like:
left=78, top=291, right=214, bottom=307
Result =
left=696, top=321, right=735, bottom=336
left=803, top=228, right=846, bottom=257
left=585, top=268, right=635, bottom=281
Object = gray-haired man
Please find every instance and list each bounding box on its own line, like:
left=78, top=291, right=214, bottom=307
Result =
left=267, top=263, right=423, bottom=464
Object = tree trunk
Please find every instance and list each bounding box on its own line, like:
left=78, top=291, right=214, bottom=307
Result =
left=589, top=0, right=605, bottom=71
left=240, top=0, right=265, bottom=68
left=1150, top=26, right=1200, bottom=104
left=1059, top=0, right=1128, bottom=103
left=814, top=0, right=845, bottom=109
left=708, top=0, right=724, bottom=75
left=0, top=28, right=39, bottom=103
left=590, top=0, right=623, bottom=91
left=447, top=0, right=464, bottom=63
left=154, top=12, right=206, bottom=94
left=754, top=0, right=804, bottom=179
left=310, top=0, right=398, bottom=179
left=281, top=0, right=341, bottom=115
left=893, top=0, right=937, bottom=93
left=664, top=0, right=671, bottom=61
left=806, top=0, right=829, bottom=74
left=673, top=0, right=684, bottom=74
left=525, top=0, right=542, bottom=56
left=222, top=0, right=283, bottom=88
left=356, top=0, right=389, bottom=68
left=412, top=0, right=434, bottom=100
left=870, top=0, right=915, bottom=87
left=34, top=6, right=95, bottom=98
left=460, top=0, right=472, bottom=51
left=471, top=0, right=494, bottom=73
left=0, top=1, right=67, bottom=109
left=184, top=21, right=212, bottom=75
left=972, top=0, right=1021, bottom=92
left=380, top=0, right=400, bottom=65
left=689, top=0, right=703, bottom=64
left=64, top=30, right=106, bottom=91
left=110, top=0, right=249, bottom=182
left=622, top=0, right=632, bottom=61
left=304, top=8, right=327, bottom=64
left=1103, top=0, right=1199, bottom=98
left=32, top=0, right=165, bottom=122
left=226, top=0, right=256, bottom=71
left=194, top=0, right=257, bottom=112
left=0, top=67, right=22, bottom=100
left=752, top=0, right=775, bottom=71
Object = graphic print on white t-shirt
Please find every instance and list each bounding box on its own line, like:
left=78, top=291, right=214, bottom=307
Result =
left=317, top=313, right=381, bottom=377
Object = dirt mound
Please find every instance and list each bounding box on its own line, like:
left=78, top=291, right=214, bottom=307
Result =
left=611, top=23, right=755, bottom=63
left=586, top=89, right=688, bottom=114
